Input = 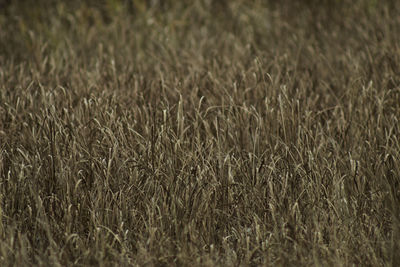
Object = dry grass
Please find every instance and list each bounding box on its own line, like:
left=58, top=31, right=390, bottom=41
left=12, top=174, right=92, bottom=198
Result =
left=1, top=0, right=400, bottom=266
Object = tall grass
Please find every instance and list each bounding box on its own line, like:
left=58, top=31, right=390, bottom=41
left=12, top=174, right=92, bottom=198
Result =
left=1, top=0, right=399, bottom=265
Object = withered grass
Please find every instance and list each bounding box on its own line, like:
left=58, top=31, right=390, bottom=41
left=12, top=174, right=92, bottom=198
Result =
left=0, top=1, right=399, bottom=266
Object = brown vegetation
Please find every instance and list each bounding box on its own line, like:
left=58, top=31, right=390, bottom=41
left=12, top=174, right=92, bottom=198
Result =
left=0, top=0, right=399, bottom=265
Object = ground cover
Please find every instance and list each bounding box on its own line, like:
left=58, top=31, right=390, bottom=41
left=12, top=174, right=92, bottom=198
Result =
left=0, top=0, right=399, bottom=265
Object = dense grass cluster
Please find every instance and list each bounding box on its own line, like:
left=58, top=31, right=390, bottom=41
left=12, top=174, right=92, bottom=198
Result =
left=1, top=0, right=400, bottom=265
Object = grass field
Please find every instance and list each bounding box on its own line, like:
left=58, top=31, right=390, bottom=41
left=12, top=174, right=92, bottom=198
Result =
left=1, top=0, right=400, bottom=265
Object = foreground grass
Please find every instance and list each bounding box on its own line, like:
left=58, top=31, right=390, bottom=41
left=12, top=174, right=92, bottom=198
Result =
left=1, top=1, right=399, bottom=265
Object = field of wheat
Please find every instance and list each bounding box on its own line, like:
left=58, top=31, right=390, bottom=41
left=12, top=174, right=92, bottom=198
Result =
left=1, top=0, right=399, bottom=266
